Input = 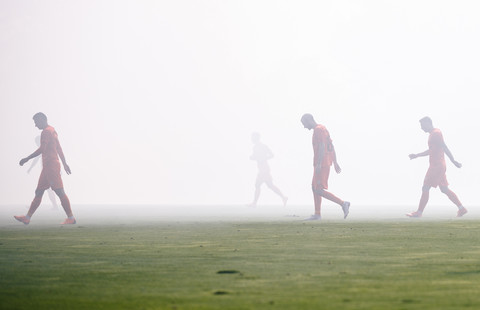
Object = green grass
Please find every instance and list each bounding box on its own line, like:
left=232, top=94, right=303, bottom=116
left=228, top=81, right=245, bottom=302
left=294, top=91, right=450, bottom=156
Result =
left=1, top=220, right=480, bottom=309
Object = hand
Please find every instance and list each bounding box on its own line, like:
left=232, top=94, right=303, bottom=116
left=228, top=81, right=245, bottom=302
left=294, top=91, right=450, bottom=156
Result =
left=19, top=158, right=29, bottom=166
left=64, top=164, right=72, bottom=175
left=409, top=154, right=417, bottom=160
left=453, top=160, right=462, bottom=168
left=334, top=161, right=342, bottom=174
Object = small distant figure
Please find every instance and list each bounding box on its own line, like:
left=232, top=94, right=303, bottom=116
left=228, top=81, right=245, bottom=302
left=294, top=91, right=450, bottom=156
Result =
left=14, top=112, right=76, bottom=225
left=301, top=114, right=350, bottom=221
left=407, top=117, right=467, bottom=218
left=248, top=132, right=288, bottom=207
left=27, top=135, right=59, bottom=210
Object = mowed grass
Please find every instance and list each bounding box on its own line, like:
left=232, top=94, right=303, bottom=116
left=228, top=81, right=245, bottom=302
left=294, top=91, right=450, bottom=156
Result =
left=1, top=219, right=480, bottom=309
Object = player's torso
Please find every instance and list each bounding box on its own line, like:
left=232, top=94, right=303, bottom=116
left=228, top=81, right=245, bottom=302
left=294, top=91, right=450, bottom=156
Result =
left=428, top=128, right=445, bottom=165
left=312, top=125, right=333, bottom=166
left=41, top=126, right=60, bottom=166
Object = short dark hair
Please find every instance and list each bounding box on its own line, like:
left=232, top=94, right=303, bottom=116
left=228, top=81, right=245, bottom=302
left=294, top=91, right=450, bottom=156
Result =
left=301, top=113, right=315, bottom=123
left=33, top=112, right=47, bottom=122
left=419, top=116, right=432, bottom=125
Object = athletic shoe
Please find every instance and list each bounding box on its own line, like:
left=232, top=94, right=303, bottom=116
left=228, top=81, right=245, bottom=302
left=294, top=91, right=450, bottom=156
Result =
left=61, top=218, right=76, bottom=225
left=342, top=201, right=350, bottom=219
left=303, top=214, right=321, bottom=221
left=406, top=211, right=422, bottom=218
left=14, top=215, right=30, bottom=225
left=457, top=207, right=468, bottom=218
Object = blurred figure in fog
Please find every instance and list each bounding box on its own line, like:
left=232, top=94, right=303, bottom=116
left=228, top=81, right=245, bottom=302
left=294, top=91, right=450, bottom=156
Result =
left=407, top=116, right=467, bottom=218
left=27, top=135, right=59, bottom=210
left=248, top=132, right=288, bottom=207
left=14, top=112, right=76, bottom=225
left=301, top=113, right=350, bottom=221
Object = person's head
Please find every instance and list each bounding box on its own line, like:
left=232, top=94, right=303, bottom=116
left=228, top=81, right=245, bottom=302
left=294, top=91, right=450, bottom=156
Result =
left=301, top=113, right=317, bottom=130
left=419, top=116, right=434, bottom=133
left=33, top=112, right=48, bottom=130
left=251, top=132, right=261, bottom=144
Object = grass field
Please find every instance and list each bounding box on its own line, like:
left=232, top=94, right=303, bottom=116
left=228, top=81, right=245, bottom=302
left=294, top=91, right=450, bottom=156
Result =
left=1, top=217, right=480, bottom=309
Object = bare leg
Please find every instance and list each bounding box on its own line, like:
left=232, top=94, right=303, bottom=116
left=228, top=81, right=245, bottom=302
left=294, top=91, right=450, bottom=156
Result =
left=265, top=180, right=288, bottom=206
left=319, top=190, right=344, bottom=206
left=440, top=186, right=463, bottom=208
left=26, top=189, right=45, bottom=217
left=54, top=188, right=73, bottom=217
left=249, top=179, right=262, bottom=207
left=418, top=187, right=430, bottom=213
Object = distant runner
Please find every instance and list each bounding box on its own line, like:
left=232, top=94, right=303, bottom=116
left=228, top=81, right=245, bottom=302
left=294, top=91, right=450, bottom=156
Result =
left=407, top=116, right=467, bottom=218
left=14, top=112, right=76, bottom=225
left=248, top=132, right=288, bottom=207
left=301, top=114, right=350, bottom=220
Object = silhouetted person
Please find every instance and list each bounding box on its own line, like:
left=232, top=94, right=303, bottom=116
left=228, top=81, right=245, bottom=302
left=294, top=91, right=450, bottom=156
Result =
left=248, top=132, right=288, bottom=207
left=27, top=135, right=59, bottom=210
left=301, top=114, right=350, bottom=220
left=407, top=117, right=467, bottom=218
left=15, top=112, right=76, bottom=225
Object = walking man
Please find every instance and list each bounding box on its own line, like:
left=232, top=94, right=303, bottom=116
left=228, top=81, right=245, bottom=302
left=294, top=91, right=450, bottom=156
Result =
left=407, top=116, right=467, bottom=218
left=301, top=113, right=350, bottom=220
left=15, top=112, right=76, bottom=225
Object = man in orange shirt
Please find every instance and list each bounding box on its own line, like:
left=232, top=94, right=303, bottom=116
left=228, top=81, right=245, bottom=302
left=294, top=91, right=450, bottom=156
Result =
left=301, top=114, right=350, bottom=220
left=407, top=117, right=467, bottom=218
left=14, top=112, right=76, bottom=225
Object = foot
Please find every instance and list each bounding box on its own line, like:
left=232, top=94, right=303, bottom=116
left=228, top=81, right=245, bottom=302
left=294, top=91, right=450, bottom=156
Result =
left=282, top=197, right=288, bottom=207
left=457, top=207, right=468, bottom=218
left=406, top=211, right=422, bottom=218
left=61, top=218, right=76, bottom=225
left=342, top=201, right=350, bottom=219
left=14, top=215, right=30, bottom=225
left=303, top=214, right=321, bottom=221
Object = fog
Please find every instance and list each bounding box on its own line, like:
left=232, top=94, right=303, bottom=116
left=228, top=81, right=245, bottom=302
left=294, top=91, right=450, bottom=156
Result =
left=1, top=1, right=480, bottom=219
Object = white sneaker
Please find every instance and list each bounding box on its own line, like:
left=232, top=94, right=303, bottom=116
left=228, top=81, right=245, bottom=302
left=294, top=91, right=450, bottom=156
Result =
left=303, top=214, right=321, bottom=221
left=342, top=201, right=350, bottom=219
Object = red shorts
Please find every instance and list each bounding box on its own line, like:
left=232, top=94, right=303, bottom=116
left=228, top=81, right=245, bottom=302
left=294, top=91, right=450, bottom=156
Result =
left=423, top=164, right=448, bottom=188
left=312, top=165, right=330, bottom=191
left=37, top=163, right=63, bottom=191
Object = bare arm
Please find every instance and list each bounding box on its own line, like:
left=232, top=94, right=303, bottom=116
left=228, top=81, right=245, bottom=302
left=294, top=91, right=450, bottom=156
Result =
left=443, top=143, right=462, bottom=168
left=56, top=138, right=71, bottom=174
left=331, top=143, right=342, bottom=174
left=19, top=147, right=43, bottom=166
left=409, top=150, right=429, bottom=160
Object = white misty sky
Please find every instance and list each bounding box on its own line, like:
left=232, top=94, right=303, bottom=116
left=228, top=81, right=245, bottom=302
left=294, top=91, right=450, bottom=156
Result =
left=1, top=1, right=479, bottom=209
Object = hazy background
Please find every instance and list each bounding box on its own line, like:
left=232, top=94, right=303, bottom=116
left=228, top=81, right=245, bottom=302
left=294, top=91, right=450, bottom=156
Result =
left=1, top=1, right=479, bottom=217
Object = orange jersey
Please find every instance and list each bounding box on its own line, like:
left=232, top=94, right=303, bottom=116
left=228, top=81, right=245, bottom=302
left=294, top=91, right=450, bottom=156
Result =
left=428, top=128, right=445, bottom=166
left=312, top=124, right=333, bottom=167
left=40, top=126, right=61, bottom=167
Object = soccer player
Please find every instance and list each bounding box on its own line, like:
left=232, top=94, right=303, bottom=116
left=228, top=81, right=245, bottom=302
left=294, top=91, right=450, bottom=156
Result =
left=407, top=116, right=467, bottom=218
left=301, top=114, right=350, bottom=220
left=14, top=112, right=76, bottom=225
left=248, top=132, right=288, bottom=207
